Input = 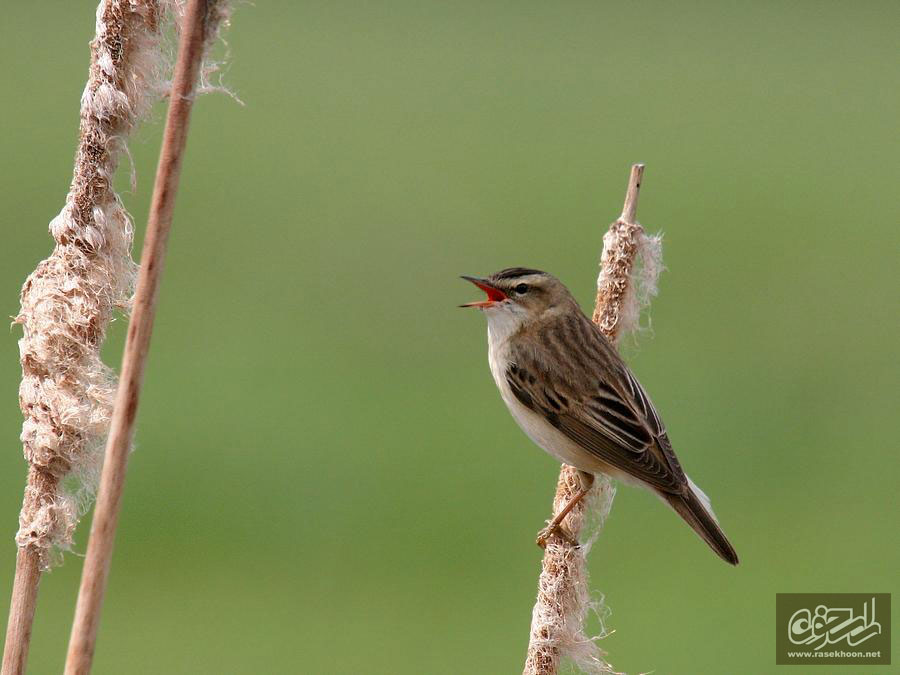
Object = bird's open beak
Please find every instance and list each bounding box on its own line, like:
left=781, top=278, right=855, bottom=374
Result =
left=460, top=275, right=507, bottom=308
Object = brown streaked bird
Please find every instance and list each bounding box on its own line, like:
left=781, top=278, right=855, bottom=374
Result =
left=462, top=268, right=738, bottom=565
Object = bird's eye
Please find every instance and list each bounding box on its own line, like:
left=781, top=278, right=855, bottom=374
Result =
left=514, top=283, right=529, bottom=295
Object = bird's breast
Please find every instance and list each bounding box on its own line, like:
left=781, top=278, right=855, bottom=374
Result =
left=486, top=336, right=610, bottom=473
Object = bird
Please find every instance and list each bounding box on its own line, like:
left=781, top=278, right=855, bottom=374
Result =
left=461, top=267, right=739, bottom=565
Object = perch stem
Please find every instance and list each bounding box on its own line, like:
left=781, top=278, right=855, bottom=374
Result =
left=523, top=164, right=646, bottom=675
left=64, top=2, right=211, bottom=672
left=620, top=163, right=644, bottom=224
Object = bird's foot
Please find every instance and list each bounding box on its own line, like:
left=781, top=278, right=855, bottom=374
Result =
left=535, top=523, right=578, bottom=549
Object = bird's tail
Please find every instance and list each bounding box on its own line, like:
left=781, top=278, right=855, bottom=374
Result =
left=663, top=477, right=739, bottom=565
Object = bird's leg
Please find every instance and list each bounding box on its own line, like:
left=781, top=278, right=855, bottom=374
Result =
left=536, top=471, right=595, bottom=548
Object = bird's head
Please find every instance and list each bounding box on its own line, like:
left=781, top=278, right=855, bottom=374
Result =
left=460, top=268, right=576, bottom=329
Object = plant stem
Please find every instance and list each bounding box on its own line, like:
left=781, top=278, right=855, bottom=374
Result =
left=1, top=549, right=41, bottom=675
left=523, top=164, right=647, bottom=675
left=3, top=464, right=62, bottom=675
left=620, top=163, right=644, bottom=224
left=2, top=3, right=166, bottom=667
left=64, top=2, right=211, bottom=672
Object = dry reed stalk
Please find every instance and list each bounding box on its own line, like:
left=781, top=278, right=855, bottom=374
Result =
left=523, top=164, right=663, bottom=675
left=2, top=4, right=168, bottom=672
left=64, top=2, right=228, bottom=672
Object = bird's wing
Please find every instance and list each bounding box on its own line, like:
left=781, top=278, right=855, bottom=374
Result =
left=506, top=320, right=687, bottom=493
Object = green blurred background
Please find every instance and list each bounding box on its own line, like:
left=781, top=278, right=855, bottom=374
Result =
left=1, top=2, right=897, bottom=673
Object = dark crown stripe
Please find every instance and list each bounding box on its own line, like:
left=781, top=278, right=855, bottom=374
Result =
left=492, top=267, right=545, bottom=281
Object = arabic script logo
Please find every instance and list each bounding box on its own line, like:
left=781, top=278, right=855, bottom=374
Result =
left=788, top=596, right=881, bottom=651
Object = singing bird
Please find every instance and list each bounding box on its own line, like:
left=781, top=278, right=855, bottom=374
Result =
left=462, top=268, right=738, bottom=565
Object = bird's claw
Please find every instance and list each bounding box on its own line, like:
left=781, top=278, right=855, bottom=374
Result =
left=535, top=523, right=578, bottom=549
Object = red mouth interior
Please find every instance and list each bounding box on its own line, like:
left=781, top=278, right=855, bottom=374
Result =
left=474, top=281, right=507, bottom=303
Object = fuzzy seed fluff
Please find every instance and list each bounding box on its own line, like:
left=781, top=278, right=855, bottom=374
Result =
left=14, top=0, right=232, bottom=569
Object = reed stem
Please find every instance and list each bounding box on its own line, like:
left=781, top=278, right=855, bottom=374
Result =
left=523, top=164, right=652, bottom=675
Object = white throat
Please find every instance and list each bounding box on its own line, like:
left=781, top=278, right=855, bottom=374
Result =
left=483, top=302, right=527, bottom=349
